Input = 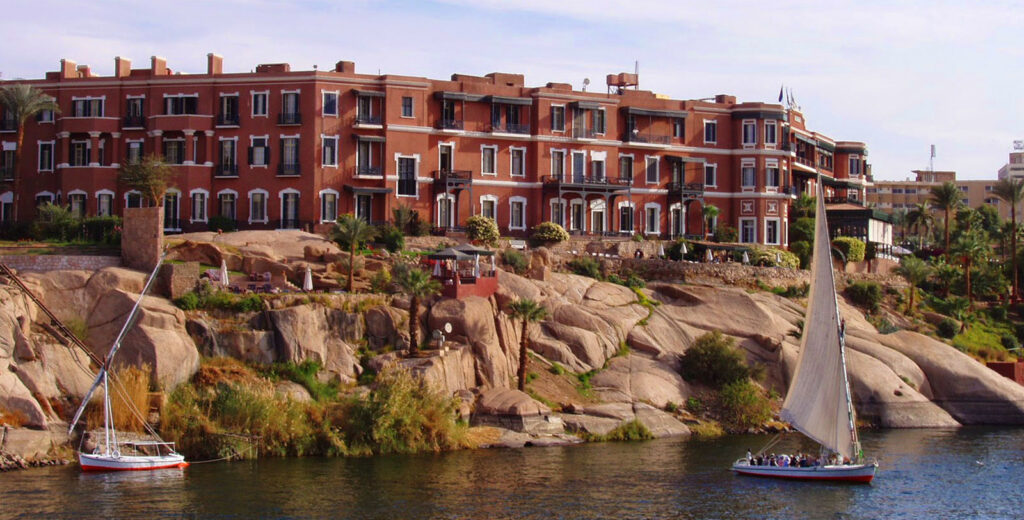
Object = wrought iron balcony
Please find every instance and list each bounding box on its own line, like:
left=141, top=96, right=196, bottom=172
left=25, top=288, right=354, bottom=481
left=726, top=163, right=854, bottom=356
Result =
left=217, top=113, right=240, bottom=127
left=623, top=131, right=672, bottom=145
left=278, top=112, right=302, bottom=125
left=122, top=115, right=146, bottom=129
left=277, top=163, right=301, bottom=176
left=491, top=122, right=530, bottom=134
left=794, top=156, right=814, bottom=168
left=667, top=182, right=705, bottom=196
left=436, top=119, right=464, bottom=130
left=825, top=196, right=864, bottom=206
left=355, top=113, right=382, bottom=125
left=433, top=169, right=473, bottom=185
left=542, top=174, right=632, bottom=186
left=215, top=163, right=239, bottom=178
left=355, top=165, right=383, bottom=177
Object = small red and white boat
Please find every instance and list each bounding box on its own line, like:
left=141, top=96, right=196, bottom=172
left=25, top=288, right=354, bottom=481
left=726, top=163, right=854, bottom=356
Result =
left=69, top=255, right=189, bottom=472
left=731, top=459, right=877, bottom=483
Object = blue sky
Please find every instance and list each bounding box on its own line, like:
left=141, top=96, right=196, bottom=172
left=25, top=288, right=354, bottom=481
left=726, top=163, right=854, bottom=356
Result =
left=2, top=0, right=1020, bottom=180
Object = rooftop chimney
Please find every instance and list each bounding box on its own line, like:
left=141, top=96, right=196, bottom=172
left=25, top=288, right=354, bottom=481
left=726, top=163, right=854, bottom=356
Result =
left=335, top=61, right=355, bottom=74
left=114, top=56, right=131, bottom=78
left=60, top=59, right=77, bottom=79
left=76, top=64, right=92, bottom=78
left=207, top=53, right=223, bottom=75
left=151, top=56, right=167, bottom=76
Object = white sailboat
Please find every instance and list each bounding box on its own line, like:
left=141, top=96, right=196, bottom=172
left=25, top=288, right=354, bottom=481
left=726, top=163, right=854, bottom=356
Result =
left=732, top=182, right=877, bottom=483
left=67, top=256, right=188, bottom=472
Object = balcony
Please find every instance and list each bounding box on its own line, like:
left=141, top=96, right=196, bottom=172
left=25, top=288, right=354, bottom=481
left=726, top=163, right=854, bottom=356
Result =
left=794, top=156, right=814, bottom=168
left=572, top=127, right=597, bottom=140
left=355, top=113, right=382, bottom=126
left=215, top=163, right=239, bottom=178
left=354, top=165, right=383, bottom=177
left=277, top=163, right=301, bottom=177
left=216, top=113, right=240, bottom=127
left=278, top=112, right=302, bottom=126
left=436, top=119, right=464, bottom=131
left=542, top=175, right=631, bottom=191
left=433, top=169, right=473, bottom=186
left=623, top=131, right=672, bottom=145
left=60, top=117, right=120, bottom=134
left=122, top=115, right=146, bottom=129
left=667, top=182, right=705, bottom=197
left=825, top=196, right=864, bottom=206
left=490, top=122, right=531, bottom=135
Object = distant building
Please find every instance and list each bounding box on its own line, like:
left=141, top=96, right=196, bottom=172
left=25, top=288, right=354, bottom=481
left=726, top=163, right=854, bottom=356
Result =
left=867, top=170, right=1008, bottom=220
left=997, top=151, right=1024, bottom=181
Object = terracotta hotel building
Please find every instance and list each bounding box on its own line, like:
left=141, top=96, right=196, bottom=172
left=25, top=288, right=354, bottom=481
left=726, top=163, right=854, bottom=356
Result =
left=0, top=54, right=872, bottom=246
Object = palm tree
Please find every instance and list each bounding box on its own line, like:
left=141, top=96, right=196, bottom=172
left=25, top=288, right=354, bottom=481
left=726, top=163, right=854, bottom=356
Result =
left=395, top=267, right=440, bottom=356
left=929, top=181, right=962, bottom=257
left=894, top=256, right=930, bottom=315
left=331, top=214, right=376, bottom=292
left=792, top=192, right=815, bottom=218
left=702, top=204, right=719, bottom=237
left=906, top=202, right=934, bottom=249
left=507, top=298, right=549, bottom=391
left=0, top=84, right=60, bottom=220
left=993, top=178, right=1024, bottom=301
left=954, top=230, right=989, bottom=310
left=891, top=208, right=908, bottom=244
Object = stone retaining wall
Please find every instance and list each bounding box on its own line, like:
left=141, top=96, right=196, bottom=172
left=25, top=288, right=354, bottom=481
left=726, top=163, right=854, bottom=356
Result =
left=0, top=255, right=122, bottom=272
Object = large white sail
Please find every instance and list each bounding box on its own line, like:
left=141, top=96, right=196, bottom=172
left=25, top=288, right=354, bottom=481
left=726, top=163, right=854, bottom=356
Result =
left=780, top=183, right=857, bottom=460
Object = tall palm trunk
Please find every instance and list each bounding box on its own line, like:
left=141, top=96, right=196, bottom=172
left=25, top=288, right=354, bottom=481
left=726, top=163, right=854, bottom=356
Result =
left=944, top=211, right=951, bottom=259
left=408, top=295, right=420, bottom=355
left=517, top=319, right=529, bottom=391
left=1012, top=204, right=1018, bottom=302
left=12, top=121, right=25, bottom=221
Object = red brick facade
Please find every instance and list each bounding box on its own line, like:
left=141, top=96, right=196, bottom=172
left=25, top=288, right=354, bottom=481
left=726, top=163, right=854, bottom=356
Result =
left=0, top=54, right=871, bottom=246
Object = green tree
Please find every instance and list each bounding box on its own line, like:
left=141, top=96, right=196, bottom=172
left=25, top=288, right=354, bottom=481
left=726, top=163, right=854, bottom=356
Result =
left=929, top=181, right=962, bottom=256
left=975, top=203, right=1002, bottom=236
left=891, top=208, right=908, bottom=244
left=702, top=204, right=719, bottom=236
left=953, top=230, right=989, bottom=310
left=117, top=154, right=176, bottom=206
left=395, top=267, right=440, bottom=356
left=906, top=202, right=934, bottom=249
left=331, top=214, right=376, bottom=292
left=895, top=256, right=931, bottom=315
left=930, top=256, right=960, bottom=298
left=0, top=84, right=60, bottom=219
left=792, top=192, right=816, bottom=218
left=465, top=215, right=499, bottom=246
left=993, top=178, right=1024, bottom=301
left=507, top=298, right=549, bottom=391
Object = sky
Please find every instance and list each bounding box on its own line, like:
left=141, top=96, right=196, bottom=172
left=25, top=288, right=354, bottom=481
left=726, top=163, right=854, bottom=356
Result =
left=1, top=0, right=1020, bottom=181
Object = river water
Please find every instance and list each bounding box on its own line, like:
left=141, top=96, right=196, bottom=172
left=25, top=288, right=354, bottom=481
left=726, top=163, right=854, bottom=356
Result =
left=1, top=427, right=1022, bottom=519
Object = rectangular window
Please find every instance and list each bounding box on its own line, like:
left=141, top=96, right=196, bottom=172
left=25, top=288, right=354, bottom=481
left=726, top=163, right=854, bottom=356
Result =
left=849, top=157, right=861, bottom=176
left=126, top=98, right=144, bottom=117
left=704, top=164, right=716, bottom=187
left=764, top=120, right=777, bottom=146
left=550, top=201, right=565, bottom=227
left=511, top=148, right=525, bottom=177
left=765, top=219, right=780, bottom=245
left=127, top=141, right=143, bottom=164
left=220, top=194, right=236, bottom=220
left=740, top=218, right=756, bottom=243
left=164, top=95, right=198, bottom=115
left=126, top=193, right=142, bottom=209
left=249, top=137, right=269, bottom=166
left=704, top=120, right=717, bottom=144
left=0, top=150, right=12, bottom=180
left=620, top=206, right=634, bottom=232
left=673, top=118, right=684, bottom=139
left=191, top=192, right=207, bottom=222
left=397, top=157, right=416, bottom=197
left=97, top=194, right=112, bottom=217
left=765, top=164, right=780, bottom=189
left=163, top=140, right=185, bottom=165
left=646, top=206, right=659, bottom=234
left=69, top=194, right=86, bottom=219
left=280, top=137, right=299, bottom=175
left=572, top=151, right=585, bottom=183
left=250, top=193, right=267, bottom=221
left=323, top=92, right=338, bottom=117
left=401, top=96, right=413, bottom=118
left=620, top=156, right=633, bottom=182
left=481, top=146, right=497, bottom=175
left=511, top=200, right=525, bottom=229
left=481, top=199, right=496, bottom=220
left=36, top=110, right=54, bottom=123
left=72, top=98, right=104, bottom=117
left=219, top=95, right=239, bottom=125
left=593, top=109, right=606, bottom=135
left=645, top=157, right=659, bottom=184
left=252, top=92, right=268, bottom=116
left=321, top=193, right=338, bottom=222
left=322, top=136, right=338, bottom=167
left=71, top=141, right=89, bottom=167
left=551, top=150, right=565, bottom=179
left=220, top=139, right=237, bottom=167
left=741, top=164, right=756, bottom=189
left=592, top=160, right=605, bottom=181
left=742, top=120, right=756, bottom=146
left=282, top=92, right=300, bottom=115
left=551, top=105, right=565, bottom=131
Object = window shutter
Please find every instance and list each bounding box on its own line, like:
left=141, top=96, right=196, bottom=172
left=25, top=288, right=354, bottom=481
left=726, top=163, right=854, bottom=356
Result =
left=264, top=143, right=270, bottom=165
left=279, top=139, right=284, bottom=167
left=248, top=146, right=254, bottom=165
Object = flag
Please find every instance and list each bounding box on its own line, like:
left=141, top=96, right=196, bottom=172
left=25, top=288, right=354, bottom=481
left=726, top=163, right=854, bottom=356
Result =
left=778, top=85, right=784, bottom=102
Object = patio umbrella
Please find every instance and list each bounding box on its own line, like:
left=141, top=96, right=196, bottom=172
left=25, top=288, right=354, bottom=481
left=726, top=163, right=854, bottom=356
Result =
left=428, top=248, right=474, bottom=261
left=742, top=251, right=750, bottom=264
left=775, top=252, right=782, bottom=265
left=474, top=254, right=480, bottom=277
left=490, top=253, right=496, bottom=272
left=303, top=266, right=313, bottom=292
left=432, top=260, right=441, bottom=277
left=705, top=248, right=713, bottom=262
left=680, top=242, right=688, bottom=255
left=220, top=260, right=229, bottom=286
left=658, top=243, right=666, bottom=258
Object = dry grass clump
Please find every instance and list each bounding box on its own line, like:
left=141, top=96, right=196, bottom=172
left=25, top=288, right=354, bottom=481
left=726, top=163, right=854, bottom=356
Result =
left=85, top=364, right=152, bottom=433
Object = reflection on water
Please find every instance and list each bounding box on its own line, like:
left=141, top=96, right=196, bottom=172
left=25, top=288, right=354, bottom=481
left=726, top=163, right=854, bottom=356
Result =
left=1, top=427, right=1022, bottom=519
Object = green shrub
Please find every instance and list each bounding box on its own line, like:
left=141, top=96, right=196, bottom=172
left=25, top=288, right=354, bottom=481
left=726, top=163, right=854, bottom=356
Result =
left=549, top=362, right=566, bottom=375
left=749, top=247, right=800, bottom=268
left=666, top=238, right=690, bottom=261
left=567, top=257, right=601, bottom=279
left=685, top=396, right=704, bottom=414
left=631, top=233, right=644, bottom=242
left=174, top=292, right=200, bottom=310
left=1000, top=333, right=1019, bottom=351
left=789, top=217, right=814, bottom=244
left=392, top=204, right=415, bottom=235
left=713, top=224, right=737, bottom=243
left=603, top=419, right=653, bottom=441
left=261, top=360, right=339, bottom=402
left=31, top=203, right=79, bottom=241
left=718, top=380, right=772, bottom=431
left=82, top=216, right=122, bottom=244
left=679, top=331, right=757, bottom=388
left=236, top=294, right=264, bottom=312
left=530, top=221, right=569, bottom=244
left=1015, top=323, right=1024, bottom=344
left=375, top=224, right=405, bottom=253
left=207, top=215, right=238, bottom=232
left=989, top=306, right=1009, bottom=321
left=370, top=269, right=392, bottom=293
left=790, top=241, right=812, bottom=269
left=845, top=281, right=882, bottom=313
left=832, top=237, right=866, bottom=263
left=937, top=318, right=958, bottom=339
left=465, top=215, right=499, bottom=246
left=501, top=249, right=529, bottom=275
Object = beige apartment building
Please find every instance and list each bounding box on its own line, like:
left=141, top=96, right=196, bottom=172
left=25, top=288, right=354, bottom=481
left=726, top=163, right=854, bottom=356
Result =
left=867, top=169, right=1010, bottom=220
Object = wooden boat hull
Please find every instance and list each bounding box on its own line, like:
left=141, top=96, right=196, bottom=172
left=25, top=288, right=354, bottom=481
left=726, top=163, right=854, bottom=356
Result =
left=732, top=460, right=876, bottom=483
left=79, top=452, right=189, bottom=472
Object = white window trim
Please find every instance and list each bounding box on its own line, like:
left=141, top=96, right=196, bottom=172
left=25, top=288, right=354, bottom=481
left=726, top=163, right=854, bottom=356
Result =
left=37, top=140, right=55, bottom=172
left=617, top=200, right=636, bottom=233
left=278, top=188, right=301, bottom=229
left=595, top=108, right=607, bottom=135
left=247, top=188, right=270, bottom=224
left=739, top=217, right=757, bottom=244
left=123, top=190, right=141, bottom=208
left=251, top=90, right=269, bottom=117
left=551, top=148, right=567, bottom=177
left=479, top=194, right=499, bottom=220
left=188, top=188, right=209, bottom=223
left=764, top=217, right=781, bottom=246
left=438, top=141, right=455, bottom=171
left=249, top=135, right=270, bottom=168
left=319, top=188, right=340, bottom=223
left=570, top=150, right=586, bottom=180
left=644, top=155, right=660, bottom=185
left=765, top=159, right=780, bottom=193
left=322, top=90, right=340, bottom=117
left=644, top=202, right=661, bottom=234
left=551, top=104, right=566, bottom=133
left=742, top=119, right=757, bottom=148
left=549, top=197, right=567, bottom=227
left=435, top=193, right=456, bottom=227
left=509, top=196, right=528, bottom=231
left=35, top=190, right=55, bottom=202
left=395, top=153, right=421, bottom=199
left=0, top=191, right=13, bottom=204
left=400, top=96, right=415, bottom=119
left=703, top=119, right=717, bottom=145
left=164, top=189, right=182, bottom=231
left=741, top=158, right=756, bottom=192
left=480, top=145, right=498, bottom=176
left=764, top=120, right=777, bottom=149
left=589, top=199, right=607, bottom=233
left=510, top=146, right=527, bottom=178
left=321, top=135, right=339, bottom=168
left=704, top=163, right=718, bottom=188
left=668, top=202, right=684, bottom=237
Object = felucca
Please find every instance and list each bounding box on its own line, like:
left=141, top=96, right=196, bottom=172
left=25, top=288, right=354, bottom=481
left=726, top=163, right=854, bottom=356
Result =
left=732, top=181, right=878, bottom=483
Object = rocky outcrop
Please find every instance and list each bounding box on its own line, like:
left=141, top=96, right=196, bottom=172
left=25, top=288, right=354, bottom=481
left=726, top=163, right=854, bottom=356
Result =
left=268, top=305, right=361, bottom=383
left=471, top=387, right=563, bottom=434
left=430, top=297, right=512, bottom=388
left=560, top=402, right=690, bottom=438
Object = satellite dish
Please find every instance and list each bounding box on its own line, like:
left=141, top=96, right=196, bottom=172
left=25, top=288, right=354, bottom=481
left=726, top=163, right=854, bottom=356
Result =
left=582, top=78, right=590, bottom=92
left=444, top=322, right=452, bottom=334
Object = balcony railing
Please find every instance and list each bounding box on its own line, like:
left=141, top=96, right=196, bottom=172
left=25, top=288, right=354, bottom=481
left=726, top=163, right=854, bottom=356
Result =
left=278, top=112, right=302, bottom=125
left=542, top=174, right=631, bottom=186
left=217, top=113, right=240, bottom=127
left=825, top=196, right=864, bottom=206
left=572, top=127, right=596, bottom=139
left=122, top=115, right=146, bottom=129
left=667, top=182, right=706, bottom=196
left=623, top=131, right=672, bottom=145
left=355, top=165, right=383, bottom=177
left=277, top=163, right=301, bottom=176
left=491, top=122, right=530, bottom=134
left=794, top=156, right=814, bottom=168
left=215, top=163, right=239, bottom=177
left=355, top=113, right=382, bottom=125
left=436, top=119, right=464, bottom=131
left=434, top=169, right=473, bottom=184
